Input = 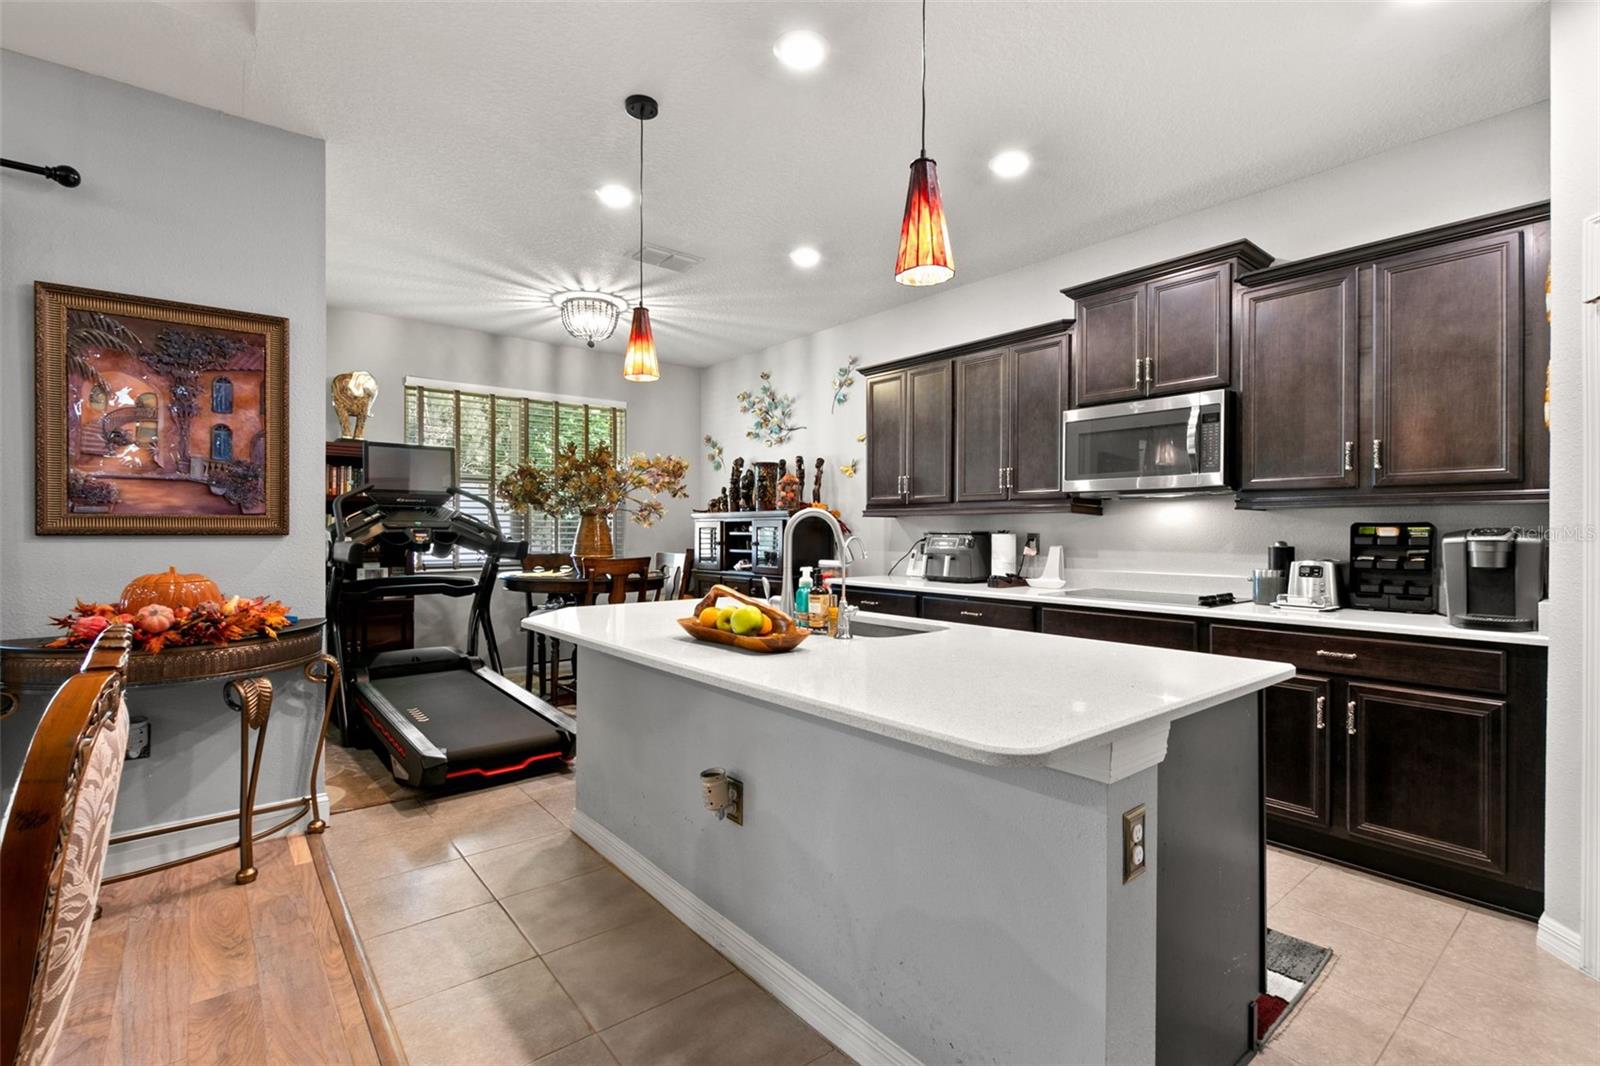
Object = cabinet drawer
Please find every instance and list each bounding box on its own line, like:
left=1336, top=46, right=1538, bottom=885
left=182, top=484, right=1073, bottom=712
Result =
left=921, top=595, right=1036, bottom=632
left=1039, top=607, right=1197, bottom=651
left=1209, top=625, right=1505, bottom=694
left=850, top=589, right=919, bottom=618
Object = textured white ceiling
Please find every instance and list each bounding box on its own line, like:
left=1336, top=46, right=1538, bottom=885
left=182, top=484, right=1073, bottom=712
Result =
left=1, top=1, right=1550, bottom=366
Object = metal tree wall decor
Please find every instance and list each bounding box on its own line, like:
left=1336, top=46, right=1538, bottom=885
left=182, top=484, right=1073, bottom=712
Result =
left=703, top=434, right=724, bottom=471
left=830, top=354, right=861, bottom=412
left=737, top=372, right=805, bottom=447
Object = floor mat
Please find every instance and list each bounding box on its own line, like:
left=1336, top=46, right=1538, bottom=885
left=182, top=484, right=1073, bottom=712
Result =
left=1255, top=928, right=1332, bottom=1044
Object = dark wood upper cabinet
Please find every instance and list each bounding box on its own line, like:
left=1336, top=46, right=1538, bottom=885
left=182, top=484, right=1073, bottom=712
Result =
left=906, top=362, right=953, bottom=504
left=1236, top=202, right=1549, bottom=509
left=1009, top=334, right=1071, bottom=500
left=1262, top=675, right=1332, bottom=828
left=1345, top=681, right=1508, bottom=874
left=1073, top=287, right=1145, bottom=405
left=1237, top=268, right=1361, bottom=492
left=954, top=349, right=1010, bottom=503
left=863, top=323, right=1096, bottom=516
left=865, top=372, right=908, bottom=507
left=1063, top=240, right=1274, bottom=407
left=1371, top=231, right=1524, bottom=487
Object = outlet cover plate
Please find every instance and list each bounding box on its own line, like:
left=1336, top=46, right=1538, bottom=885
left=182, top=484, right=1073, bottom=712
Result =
left=1122, top=804, right=1146, bottom=883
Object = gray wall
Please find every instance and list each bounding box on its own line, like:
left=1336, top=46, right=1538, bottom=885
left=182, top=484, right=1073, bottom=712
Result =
left=0, top=52, right=328, bottom=871
left=326, top=308, right=704, bottom=666
left=0, top=50, right=327, bottom=631
left=1543, top=0, right=1598, bottom=947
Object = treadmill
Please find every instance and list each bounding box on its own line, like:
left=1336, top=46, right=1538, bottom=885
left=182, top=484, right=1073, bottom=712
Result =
left=328, top=442, right=575, bottom=787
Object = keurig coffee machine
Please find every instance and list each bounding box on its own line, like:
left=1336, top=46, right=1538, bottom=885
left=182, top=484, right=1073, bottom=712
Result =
left=1440, top=527, right=1545, bottom=631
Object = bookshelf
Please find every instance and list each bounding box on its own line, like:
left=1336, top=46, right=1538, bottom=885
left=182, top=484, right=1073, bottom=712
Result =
left=325, top=439, right=413, bottom=663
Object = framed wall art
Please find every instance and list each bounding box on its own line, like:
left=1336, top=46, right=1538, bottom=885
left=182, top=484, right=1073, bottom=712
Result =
left=34, top=282, right=289, bottom=535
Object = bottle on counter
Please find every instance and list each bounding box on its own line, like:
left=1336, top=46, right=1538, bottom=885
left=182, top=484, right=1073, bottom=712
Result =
left=795, top=567, right=813, bottom=628
left=809, top=586, right=832, bottom=632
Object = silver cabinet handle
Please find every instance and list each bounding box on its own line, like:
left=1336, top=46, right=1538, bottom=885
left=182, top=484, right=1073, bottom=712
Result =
left=959, top=610, right=983, bottom=618
left=1346, top=700, right=1357, bottom=736
left=1144, top=357, right=1154, bottom=394
left=1133, top=356, right=1143, bottom=391
left=1005, top=466, right=1014, bottom=489
left=998, top=466, right=1006, bottom=491
left=1315, top=694, right=1326, bottom=730
left=1343, top=441, right=1354, bottom=473
left=1372, top=439, right=1383, bottom=471
left=1316, top=649, right=1358, bottom=661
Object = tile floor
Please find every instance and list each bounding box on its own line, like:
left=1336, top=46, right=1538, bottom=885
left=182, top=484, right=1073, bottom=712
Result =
left=324, top=754, right=1599, bottom=1066
left=1260, top=848, right=1600, bottom=1066
left=324, top=768, right=842, bottom=1066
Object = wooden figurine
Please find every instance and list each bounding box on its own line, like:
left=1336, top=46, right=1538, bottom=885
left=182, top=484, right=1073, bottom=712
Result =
left=728, top=458, right=744, bottom=512
left=740, top=467, right=756, bottom=511
left=813, top=458, right=825, bottom=503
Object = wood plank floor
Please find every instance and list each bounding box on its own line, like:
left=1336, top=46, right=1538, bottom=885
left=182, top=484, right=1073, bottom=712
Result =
left=56, top=835, right=380, bottom=1066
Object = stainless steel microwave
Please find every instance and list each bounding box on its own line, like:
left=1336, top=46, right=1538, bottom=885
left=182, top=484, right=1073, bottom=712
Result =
left=1061, top=389, right=1231, bottom=496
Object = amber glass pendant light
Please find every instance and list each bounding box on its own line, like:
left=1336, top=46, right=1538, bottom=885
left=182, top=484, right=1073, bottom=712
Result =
left=623, top=93, right=661, bottom=382
left=894, top=0, right=954, bottom=286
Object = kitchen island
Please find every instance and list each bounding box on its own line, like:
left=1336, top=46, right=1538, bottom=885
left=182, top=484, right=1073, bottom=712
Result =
left=525, top=600, right=1292, bottom=1066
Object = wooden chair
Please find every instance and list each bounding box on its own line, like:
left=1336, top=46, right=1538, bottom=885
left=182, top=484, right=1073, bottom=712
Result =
left=520, top=553, right=575, bottom=695
left=2, top=625, right=134, bottom=1066
left=578, top=556, right=653, bottom=607
left=652, top=551, right=689, bottom=602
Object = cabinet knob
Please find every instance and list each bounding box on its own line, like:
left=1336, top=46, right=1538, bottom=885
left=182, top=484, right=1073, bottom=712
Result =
left=1346, top=699, right=1357, bottom=736
left=1315, top=694, right=1326, bottom=730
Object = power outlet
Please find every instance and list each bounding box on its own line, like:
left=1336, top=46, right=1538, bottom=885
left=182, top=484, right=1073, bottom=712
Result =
left=725, top=776, right=744, bottom=826
left=1121, top=804, right=1146, bottom=883
left=126, top=716, right=151, bottom=760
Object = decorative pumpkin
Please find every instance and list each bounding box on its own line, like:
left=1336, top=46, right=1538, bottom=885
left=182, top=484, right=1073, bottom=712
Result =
left=134, top=604, right=176, bottom=634
left=120, top=566, right=222, bottom=612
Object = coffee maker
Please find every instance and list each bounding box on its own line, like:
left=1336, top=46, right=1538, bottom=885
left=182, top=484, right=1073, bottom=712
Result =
left=1441, top=528, right=1545, bottom=631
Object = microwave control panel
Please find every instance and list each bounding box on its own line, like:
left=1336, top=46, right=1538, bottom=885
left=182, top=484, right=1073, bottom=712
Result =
left=1196, top=411, right=1222, bottom=472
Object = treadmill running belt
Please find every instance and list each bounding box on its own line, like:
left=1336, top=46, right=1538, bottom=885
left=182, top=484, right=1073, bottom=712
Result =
left=375, top=671, right=566, bottom=764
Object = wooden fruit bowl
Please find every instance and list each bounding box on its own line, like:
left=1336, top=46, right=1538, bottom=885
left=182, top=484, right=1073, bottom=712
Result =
left=677, top=584, right=809, bottom=654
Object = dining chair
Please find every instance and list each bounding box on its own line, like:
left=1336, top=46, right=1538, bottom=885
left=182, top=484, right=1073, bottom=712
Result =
left=579, top=556, right=653, bottom=607
left=521, top=552, right=575, bottom=697
left=651, top=550, right=688, bottom=602
left=2, top=624, right=133, bottom=1066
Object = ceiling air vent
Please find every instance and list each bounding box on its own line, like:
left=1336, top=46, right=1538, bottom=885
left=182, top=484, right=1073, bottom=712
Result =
left=630, top=243, right=704, bottom=273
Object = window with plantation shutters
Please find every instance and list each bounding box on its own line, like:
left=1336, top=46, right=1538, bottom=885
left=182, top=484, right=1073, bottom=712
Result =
left=403, top=379, right=627, bottom=569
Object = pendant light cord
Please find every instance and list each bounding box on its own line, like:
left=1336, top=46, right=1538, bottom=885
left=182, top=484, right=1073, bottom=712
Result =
left=919, top=0, right=928, bottom=158
left=638, top=116, right=645, bottom=307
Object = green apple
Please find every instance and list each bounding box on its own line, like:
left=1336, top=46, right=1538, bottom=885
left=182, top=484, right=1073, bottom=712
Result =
left=717, top=605, right=736, bottom=631
left=731, top=605, right=764, bottom=636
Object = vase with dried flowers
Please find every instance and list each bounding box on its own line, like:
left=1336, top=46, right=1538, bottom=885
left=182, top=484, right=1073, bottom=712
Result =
left=497, top=443, right=689, bottom=558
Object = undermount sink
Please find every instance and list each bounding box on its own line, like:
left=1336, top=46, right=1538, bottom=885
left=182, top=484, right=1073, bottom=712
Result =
left=846, top=617, right=944, bottom=639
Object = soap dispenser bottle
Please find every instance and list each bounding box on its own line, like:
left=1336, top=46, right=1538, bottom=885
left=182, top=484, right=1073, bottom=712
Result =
left=795, top=567, right=813, bottom=628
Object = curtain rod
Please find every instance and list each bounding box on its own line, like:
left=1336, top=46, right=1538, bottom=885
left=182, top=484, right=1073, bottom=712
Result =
left=1, top=158, right=80, bottom=187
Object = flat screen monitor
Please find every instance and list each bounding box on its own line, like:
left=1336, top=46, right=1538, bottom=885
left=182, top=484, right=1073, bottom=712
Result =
left=362, top=442, right=454, bottom=498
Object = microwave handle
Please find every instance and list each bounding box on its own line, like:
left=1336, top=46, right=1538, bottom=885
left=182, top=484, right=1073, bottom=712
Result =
left=1185, top=404, right=1200, bottom=472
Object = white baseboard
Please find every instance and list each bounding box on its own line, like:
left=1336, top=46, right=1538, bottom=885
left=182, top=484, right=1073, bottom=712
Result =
left=1536, top=913, right=1586, bottom=973
left=571, top=810, right=920, bottom=1066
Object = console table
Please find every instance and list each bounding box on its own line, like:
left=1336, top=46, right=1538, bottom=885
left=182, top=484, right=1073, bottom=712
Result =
left=0, top=620, right=338, bottom=885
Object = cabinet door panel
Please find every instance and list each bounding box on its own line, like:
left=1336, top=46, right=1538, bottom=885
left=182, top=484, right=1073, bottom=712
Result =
left=850, top=588, right=920, bottom=617
left=865, top=373, right=907, bottom=506
left=1010, top=336, right=1070, bottom=499
left=1372, top=232, right=1523, bottom=486
left=1238, top=268, right=1360, bottom=491
left=1148, top=263, right=1230, bottom=394
left=1346, top=682, right=1507, bottom=873
left=954, top=350, right=1009, bottom=503
left=907, top=362, right=953, bottom=504
left=1038, top=607, right=1196, bottom=650
left=1074, top=286, right=1144, bottom=405
left=920, top=595, right=1035, bottom=631
left=694, top=522, right=723, bottom=571
left=1263, top=676, right=1331, bottom=827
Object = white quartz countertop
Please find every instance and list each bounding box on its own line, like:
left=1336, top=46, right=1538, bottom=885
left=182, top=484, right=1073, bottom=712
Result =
left=834, top=575, right=1551, bottom=647
left=525, top=600, right=1292, bottom=768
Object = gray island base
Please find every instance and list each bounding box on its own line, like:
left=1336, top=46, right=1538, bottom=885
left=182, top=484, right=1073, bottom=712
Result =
left=527, top=601, right=1292, bottom=1066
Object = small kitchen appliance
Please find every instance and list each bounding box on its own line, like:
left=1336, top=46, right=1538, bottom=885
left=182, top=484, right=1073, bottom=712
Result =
left=923, top=532, right=991, bottom=583
left=1348, top=523, right=1437, bottom=613
left=1061, top=389, right=1231, bottom=496
left=1252, top=540, right=1294, bottom=605
left=1274, top=560, right=1341, bottom=612
left=1441, top=528, right=1544, bottom=631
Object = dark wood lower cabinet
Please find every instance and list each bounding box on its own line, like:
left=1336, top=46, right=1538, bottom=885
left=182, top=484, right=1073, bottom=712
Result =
left=1038, top=606, right=1197, bottom=650
left=848, top=588, right=919, bottom=617
left=1344, top=682, right=1507, bottom=874
left=1262, top=676, right=1332, bottom=828
left=920, top=595, right=1035, bottom=631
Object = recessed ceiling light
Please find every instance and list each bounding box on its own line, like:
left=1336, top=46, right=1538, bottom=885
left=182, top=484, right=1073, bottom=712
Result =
left=988, top=150, right=1031, bottom=179
left=595, top=183, right=635, bottom=209
left=773, top=30, right=828, bottom=72
left=789, top=246, right=822, bottom=269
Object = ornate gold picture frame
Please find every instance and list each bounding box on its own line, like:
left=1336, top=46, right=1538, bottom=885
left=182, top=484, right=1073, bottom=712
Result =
left=34, top=282, right=289, bottom=535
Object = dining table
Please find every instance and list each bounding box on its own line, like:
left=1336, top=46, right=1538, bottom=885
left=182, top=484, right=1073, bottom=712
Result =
left=500, top=567, right=667, bottom=696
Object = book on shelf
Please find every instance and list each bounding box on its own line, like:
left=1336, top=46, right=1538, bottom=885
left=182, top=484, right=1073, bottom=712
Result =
left=325, top=464, right=364, bottom=498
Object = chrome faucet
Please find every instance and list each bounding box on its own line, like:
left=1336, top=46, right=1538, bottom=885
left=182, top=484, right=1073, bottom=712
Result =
left=781, top=510, right=867, bottom=623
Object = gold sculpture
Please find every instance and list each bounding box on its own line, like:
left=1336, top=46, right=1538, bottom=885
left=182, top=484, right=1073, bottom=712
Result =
left=331, top=370, right=379, bottom=439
